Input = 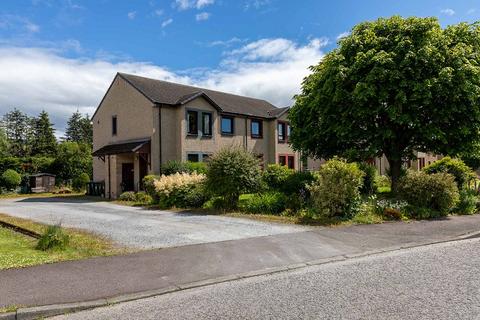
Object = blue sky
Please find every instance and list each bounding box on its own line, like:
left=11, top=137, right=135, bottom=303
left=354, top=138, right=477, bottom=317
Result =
left=0, top=0, right=479, bottom=134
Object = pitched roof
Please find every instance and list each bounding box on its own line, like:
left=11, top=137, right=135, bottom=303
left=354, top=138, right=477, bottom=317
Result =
left=118, top=73, right=286, bottom=118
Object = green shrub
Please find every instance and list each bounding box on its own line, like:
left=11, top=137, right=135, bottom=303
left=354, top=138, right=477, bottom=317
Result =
left=358, top=163, right=378, bottom=195
left=134, top=191, right=153, bottom=204
left=398, top=171, right=460, bottom=218
left=186, top=162, right=207, bottom=174
left=454, top=190, right=478, bottom=215
left=169, top=184, right=208, bottom=208
left=282, top=171, right=316, bottom=195
left=205, top=147, right=262, bottom=209
left=161, top=161, right=207, bottom=175
left=36, top=225, right=70, bottom=251
left=1, top=169, right=21, bottom=190
left=161, top=161, right=188, bottom=175
left=119, top=191, right=136, bottom=202
left=72, top=172, right=90, bottom=191
left=375, top=175, right=391, bottom=188
left=262, top=164, right=294, bottom=190
left=240, top=191, right=287, bottom=215
left=143, top=175, right=160, bottom=200
left=423, top=157, right=475, bottom=189
left=308, top=158, right=365, bottom=218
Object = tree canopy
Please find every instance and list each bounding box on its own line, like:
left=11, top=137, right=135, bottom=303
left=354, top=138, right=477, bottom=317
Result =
left=64, top=111, right=93, bottom=146
left=31, top=110, right=57, bottom=157
left=289, top=16, right=480, bottom=191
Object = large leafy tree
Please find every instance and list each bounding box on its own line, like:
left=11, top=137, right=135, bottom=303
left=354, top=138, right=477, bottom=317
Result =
left=2, top=108, right=33, bottom=157
left=289, top=16, right=480, bottom=191
left=51, top=142, right=92, bottom=183
left=64, top=111, right=92, bottom=145
left=31, top=110, right=57, bottom=156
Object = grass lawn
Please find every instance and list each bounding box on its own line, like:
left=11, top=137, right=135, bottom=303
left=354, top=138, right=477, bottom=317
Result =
left=0, top=214, right=128, bottom=270
left=0, top=192, right=89, bottom=199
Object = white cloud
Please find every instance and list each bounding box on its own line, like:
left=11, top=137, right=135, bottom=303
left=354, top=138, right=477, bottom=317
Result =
left=467, top=8, right=476, bottom=15
left=206, top=37, right=248, bottom=47
left=0, top=46, right=189, bottom=132
left=336, top=31, right=350, bottom=40
left=440, top=8, right=455, bottom=16
left=174, top=0, right=214, bottom=10
left=161, top=18, right=173, bottom=28
left=196, top=0, right=214, bottom=9
left=0, top=37, right=325, bottom=132
left=127, top=11, right=137, bottom=20
left=0, top=15, right=40, bottom=34
left=154, top=9, right=164, bottom=16
left=196, top=12, right=211, bottom=21
left=244, top=0, right=270, bottom=10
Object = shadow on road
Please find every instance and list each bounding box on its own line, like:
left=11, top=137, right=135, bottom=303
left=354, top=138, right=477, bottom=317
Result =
left=17, top=195, right=106, bottom=204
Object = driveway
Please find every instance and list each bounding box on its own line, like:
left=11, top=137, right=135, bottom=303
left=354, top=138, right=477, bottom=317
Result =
left=0, top=197, right=307, bottom=248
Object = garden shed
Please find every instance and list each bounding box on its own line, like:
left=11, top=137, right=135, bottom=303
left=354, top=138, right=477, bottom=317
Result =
left=29, top=173, right=56, bottom=193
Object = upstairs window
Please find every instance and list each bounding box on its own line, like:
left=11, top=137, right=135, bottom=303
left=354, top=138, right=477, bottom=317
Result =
left=202, top=112, right=212, bottom=136
left=278, top=122, right=286, bottom=142
left=221, top=116, right=234, bottom=135
left=251, top=119, right=263, bottom=138
left=287, top=124, right=291, bottom=139
left=112, top=116, right=117, bottom=136
left=187, top=110, right=198, bottom=135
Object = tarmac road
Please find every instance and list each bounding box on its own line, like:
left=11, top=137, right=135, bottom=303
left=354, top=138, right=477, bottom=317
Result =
left=53, top=237, right=480, bottom=320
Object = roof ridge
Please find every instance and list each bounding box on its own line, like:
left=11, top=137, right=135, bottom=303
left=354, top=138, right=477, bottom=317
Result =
left=118, top=72, right=276, bottom=106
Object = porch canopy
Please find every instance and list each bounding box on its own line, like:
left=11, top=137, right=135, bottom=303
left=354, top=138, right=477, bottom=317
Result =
left=92, top=138, right=150, bottom=157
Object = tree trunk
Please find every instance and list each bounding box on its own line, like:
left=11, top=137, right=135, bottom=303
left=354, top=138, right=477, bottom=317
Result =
left=388, top=157, right=403, bottom=194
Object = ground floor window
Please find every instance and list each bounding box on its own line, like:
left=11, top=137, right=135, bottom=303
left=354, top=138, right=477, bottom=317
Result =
left=187, top=154, right=200, bottom=162
left=278, top=154, right=295, bottom=169
left=187, top=153, right=211, bottom=162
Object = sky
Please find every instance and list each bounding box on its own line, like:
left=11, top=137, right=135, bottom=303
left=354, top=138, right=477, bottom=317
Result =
left=0, top=0, right=479, bottom=136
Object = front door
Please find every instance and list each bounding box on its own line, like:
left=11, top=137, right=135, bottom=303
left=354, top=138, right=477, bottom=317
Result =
left=121, top=163, right=134, bottom=192
left=139, top=154, right=148, bottom=190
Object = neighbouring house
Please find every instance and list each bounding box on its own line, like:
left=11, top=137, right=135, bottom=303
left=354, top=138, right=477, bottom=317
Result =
left=92, top=73, right=306, bottom=199
left=29, top=173, right=56, bottom=193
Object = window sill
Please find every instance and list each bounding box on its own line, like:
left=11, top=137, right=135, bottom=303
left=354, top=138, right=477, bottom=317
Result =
left=221, top=133, right=234, bottom=136
left=187, top=133, right=198, bottom=138
left=278, top=140, right=286, bottom=143
left=251, top=135, right=263, bottom=139
left=201, top=135, right=213, bottom=139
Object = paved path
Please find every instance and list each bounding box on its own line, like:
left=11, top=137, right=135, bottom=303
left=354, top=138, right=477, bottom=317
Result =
left=0, top=197, right=306, bottom=248
left=54, top=238, right=480, bottom=320
left=1, top=214, right=480, bottom=309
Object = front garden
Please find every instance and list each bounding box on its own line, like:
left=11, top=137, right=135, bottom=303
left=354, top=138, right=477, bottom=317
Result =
left=118, top=148, right=480, bottom=225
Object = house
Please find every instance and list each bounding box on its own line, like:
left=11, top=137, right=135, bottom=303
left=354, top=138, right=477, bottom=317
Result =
left=92, top=73, right=305, bottom=199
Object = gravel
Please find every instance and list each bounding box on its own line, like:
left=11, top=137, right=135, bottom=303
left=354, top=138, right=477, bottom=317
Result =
left=53, top=238, right=480, bottom=320
left=0, top=198, right=307, bottom=248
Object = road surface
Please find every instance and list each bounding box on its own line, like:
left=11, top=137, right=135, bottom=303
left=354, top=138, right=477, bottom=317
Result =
left=53, top=237, right=480, bottom=320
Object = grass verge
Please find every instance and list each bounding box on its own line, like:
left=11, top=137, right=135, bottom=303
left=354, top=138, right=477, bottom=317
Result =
left=0, top=214, right=129, bottom=270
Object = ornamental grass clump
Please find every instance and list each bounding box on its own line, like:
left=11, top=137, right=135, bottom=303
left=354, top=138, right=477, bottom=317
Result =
left=36, top=224, right=70, bottom=251
left=154, top=172, right=206, bottom=208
